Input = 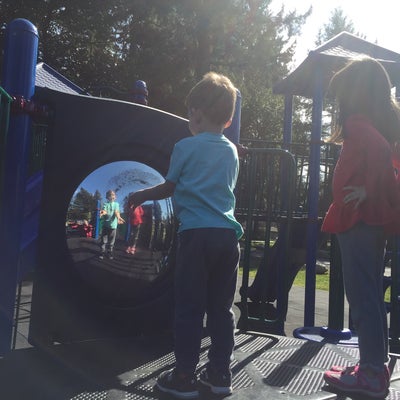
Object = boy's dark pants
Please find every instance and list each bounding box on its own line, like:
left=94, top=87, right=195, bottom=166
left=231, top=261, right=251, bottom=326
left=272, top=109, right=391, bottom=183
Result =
left=100, top=226, right=116, bottom=255
left=174, top=228, right=240, bottom=376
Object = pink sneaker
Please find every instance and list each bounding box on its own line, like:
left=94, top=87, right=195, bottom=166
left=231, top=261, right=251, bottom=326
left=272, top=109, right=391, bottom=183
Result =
left=125, top=246, right=136, bottom=254
left=330, top=364, right=390, bottom=382
left=330, top=364, right=356, bottom=373
left=323, top=365, right=389, bottom=398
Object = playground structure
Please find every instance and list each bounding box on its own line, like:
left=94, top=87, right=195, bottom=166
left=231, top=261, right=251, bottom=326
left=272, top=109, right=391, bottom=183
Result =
left=2, top=18, right=400, bottom=399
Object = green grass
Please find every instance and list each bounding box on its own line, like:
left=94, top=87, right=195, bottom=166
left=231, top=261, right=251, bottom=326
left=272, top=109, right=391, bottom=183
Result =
left=292, top=267, right=330, bottom=291
left=295, top=269, right=391, bottom=302
left=239, top=265, right=329, bottom=290
left=240, top=266, right=391, bottom=302
left=240, top=241, right=391, bottom=301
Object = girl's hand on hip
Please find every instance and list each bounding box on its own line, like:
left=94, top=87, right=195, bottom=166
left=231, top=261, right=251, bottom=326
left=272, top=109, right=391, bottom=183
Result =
left=343, top=185, right=366, bottom=209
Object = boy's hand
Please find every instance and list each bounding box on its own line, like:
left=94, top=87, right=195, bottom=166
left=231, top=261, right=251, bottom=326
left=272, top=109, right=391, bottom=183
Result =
left=129, top=192, right=143, bottom=210
left=118, top=216, right=125, bottom=224
left=100, top=209, right=107, bottom=216
left=128, top=182, right=175, bottom=209
left=343, top=186, right=366, bottom=209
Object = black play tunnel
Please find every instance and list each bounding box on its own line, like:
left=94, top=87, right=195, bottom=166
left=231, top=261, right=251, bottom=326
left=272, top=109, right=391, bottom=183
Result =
left=29, top=88, right=191, bottom=347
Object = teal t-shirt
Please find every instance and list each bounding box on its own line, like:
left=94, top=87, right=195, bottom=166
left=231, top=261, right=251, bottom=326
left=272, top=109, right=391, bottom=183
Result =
left=102, top=200, right=120, bottom=229
left=165, top=132, right=243, bottom=239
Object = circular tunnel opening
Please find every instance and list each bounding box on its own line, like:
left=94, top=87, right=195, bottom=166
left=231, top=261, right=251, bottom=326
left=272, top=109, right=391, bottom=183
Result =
left=65, top=160, right=176, bottom=306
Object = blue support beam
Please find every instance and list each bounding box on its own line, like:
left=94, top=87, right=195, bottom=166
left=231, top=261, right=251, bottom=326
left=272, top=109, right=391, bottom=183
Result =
left=0, top=18, right=38, bottom=355
left=304, top=69, right=323, bottom=327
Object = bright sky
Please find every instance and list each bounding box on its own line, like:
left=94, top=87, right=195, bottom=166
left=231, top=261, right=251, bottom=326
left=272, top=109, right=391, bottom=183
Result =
left=270, top=0, right=400, bottom=69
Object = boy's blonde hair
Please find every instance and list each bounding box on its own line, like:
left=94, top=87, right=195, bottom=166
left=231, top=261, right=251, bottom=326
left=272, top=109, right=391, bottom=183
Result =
left=186, top=72, right=237, bottom=126
left=106, top=190, right=115, bottom=199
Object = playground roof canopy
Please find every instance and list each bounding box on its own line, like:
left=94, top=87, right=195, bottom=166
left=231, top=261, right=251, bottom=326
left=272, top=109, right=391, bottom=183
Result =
left=35, top=62, right=86, bottom=95
left=273, top=31, right=400, bottom=98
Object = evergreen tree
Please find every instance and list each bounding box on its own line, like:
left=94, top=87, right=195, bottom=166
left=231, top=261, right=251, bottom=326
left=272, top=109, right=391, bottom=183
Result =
left=67, top=187, right=99, bottom=222
left=0, top=0, right=311, bottom=143
left=315, top=7, right=359, bottom=46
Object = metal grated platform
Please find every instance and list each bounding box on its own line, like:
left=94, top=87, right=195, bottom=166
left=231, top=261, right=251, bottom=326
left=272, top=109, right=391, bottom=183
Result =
left=1, top=331, right=400, bottom=399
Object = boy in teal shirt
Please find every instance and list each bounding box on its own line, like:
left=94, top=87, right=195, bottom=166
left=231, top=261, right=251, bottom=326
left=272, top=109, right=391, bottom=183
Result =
left=129, top=72, right=243, bottom=399
left=99, top=190, right=124, bottom=260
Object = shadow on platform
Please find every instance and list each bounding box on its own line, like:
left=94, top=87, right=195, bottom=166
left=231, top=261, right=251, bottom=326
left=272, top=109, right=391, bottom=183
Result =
left=2, top=331, right=400, bottom=400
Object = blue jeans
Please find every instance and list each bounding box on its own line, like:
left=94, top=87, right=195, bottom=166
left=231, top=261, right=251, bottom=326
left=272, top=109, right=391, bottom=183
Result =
left=174, top=228, right=240, bottom=375
left=337, top=222, right=388, bottom=372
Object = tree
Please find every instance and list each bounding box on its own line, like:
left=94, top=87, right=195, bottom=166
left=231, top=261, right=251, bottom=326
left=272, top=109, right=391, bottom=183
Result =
left=314, top=7, right=355, bottom=46
left=313, top=7, right=370, bottom=142
left=118, top=0, right=311, bottom=142
left=67, top=187, right=100, bottom=222
left=0, top=1, right=312, bottom=143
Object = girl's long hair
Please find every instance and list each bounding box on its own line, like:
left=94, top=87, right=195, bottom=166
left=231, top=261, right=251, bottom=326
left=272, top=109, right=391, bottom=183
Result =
left=328, top=56, right=400, bottom=145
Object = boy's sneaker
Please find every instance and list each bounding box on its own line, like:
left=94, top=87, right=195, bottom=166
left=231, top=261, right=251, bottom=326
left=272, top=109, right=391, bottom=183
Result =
left=323, top=365, right=389, bottom=398
left=156, top=368, right=199, bottom=399
left=199, top=365, right=232, bottom=395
